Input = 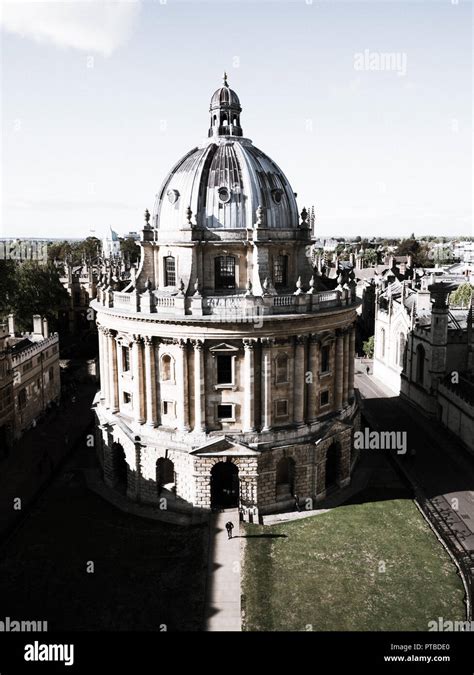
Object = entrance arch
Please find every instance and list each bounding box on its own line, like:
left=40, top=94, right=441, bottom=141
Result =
left=156, top=457, right=175, bottom=493
left=325, top=442, right=339, bottom=489
left=111, top=442, right=127, bottom=493
left=210, top=461, right=239, bottom=509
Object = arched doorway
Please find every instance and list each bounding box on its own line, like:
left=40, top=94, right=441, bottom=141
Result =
left=111, top=442, right=127, bottom=493
left=156, top=457, right=175, bottom=493
left=210, top=461, right=239, bottom=509
left=275, top=457, right=295, bottom=501
left=325, top=442, right=339, bottom=490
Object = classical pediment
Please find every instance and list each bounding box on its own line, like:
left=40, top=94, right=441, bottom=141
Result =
left=191, top=436, right=260, bottom=456
left=208, top=343, right=240, bottom=353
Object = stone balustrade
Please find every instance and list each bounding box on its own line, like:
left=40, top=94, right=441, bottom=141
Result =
left=95, top=285, right=355, bottom=317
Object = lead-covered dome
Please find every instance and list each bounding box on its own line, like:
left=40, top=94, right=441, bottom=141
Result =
left=152, top=76, right=299, bottom=231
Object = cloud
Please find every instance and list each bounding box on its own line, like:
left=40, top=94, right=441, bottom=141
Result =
left=0, top=0, right=141, bottom=56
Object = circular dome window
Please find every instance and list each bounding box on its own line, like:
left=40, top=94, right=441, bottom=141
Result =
left=167, top=189, right=180, bottom=204
left=272, top=189, right=283, bottom=204
left=218, top=187, right=231, bottom=203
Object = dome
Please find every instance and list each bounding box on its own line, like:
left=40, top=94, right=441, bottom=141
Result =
left=153, top=78, right=299, bottom=231
left=210, top=85, right=241, bottom=111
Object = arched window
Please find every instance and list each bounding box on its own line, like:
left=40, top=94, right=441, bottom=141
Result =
left=111, top=442, right=127, bottom=492
left=325, top=442, right=339, bottom=489
left=215, top=256, right=236, bottom=290
left=273, top=254, right=288, bottom=289
left=416, top=344, right=425, bottom=384
left=380, top=328, right=386, bottom=358
left=276, top=457, right=296, bottom=499
left=275, top=353, right=289, bottom=384
left=398, top=333, right=406, bottom=368
left=161, top=354, right=173, bottom=381
left=164, top=256, right=176, bottom=287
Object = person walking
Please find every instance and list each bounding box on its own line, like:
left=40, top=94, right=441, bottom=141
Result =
left=366, top=365, right=370, bottom=375
left=294, top=494, right=301, bottom=512
left=225, top=521, right=234, bottom=539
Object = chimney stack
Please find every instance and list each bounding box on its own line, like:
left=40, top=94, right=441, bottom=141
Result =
left=42, top=317, right=49, bottom=338
left=33, top=315, right=44, bottom=337
left=7, top=313, right=15, bottom=337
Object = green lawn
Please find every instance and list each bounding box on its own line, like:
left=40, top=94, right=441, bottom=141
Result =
left=242, top=495, right=465, bottom=631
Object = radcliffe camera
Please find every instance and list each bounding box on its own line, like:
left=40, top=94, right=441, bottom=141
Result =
left=0, top=1, right=472, bottom=672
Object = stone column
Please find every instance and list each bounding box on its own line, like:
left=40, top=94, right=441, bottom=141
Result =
left=243, top=339, right=256, bottom=432
left=108, top=330, right=119, bottom=413
left=348, top=327, right=355, bottom=401
left=307, top=335, right=320, bottom=422
left=261, top=338, right=273, bottom=431
left=192, top=339, right=206, bottom=432
left=343, top=329, right=350, bottom=406
left=176, top=339, right=190, bottom=431
left=98, top=326, right=107, bottom=401
left=103, top=328, right=111, bottom=408
left=144, top=336, right=158, bottom=427
left=294, top=335, right=307, bottom=425
left=131, top=335, right=145, bottom=424
left=335, top=331, right=344, bottom=409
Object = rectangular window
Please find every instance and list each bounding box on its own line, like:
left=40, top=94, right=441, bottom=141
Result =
left=122, top=347, right=130, bottom=372
left=217, top=404, right=233, bottom=420
left=215, top=256, right=236, bottom=290
left=275, top=400, right=288, bottom=417
left=164, top=256, right=176, bottom=286
left=320, top=345, right=330, bottom=373
left=216, top=354, right=233, bottom=385
left=18, top=389, right=27, bottom=409
left=273, top=255, right=288, bottom=289
left=123, top=392, right=131, bottom=404
left=320, top=390, right=330, bottom=407
left=162, top=401, right=174, bottom=416
left=49, top=366, right=54, bottom=383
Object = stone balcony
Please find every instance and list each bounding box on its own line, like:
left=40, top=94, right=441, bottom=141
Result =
left=95, top=285, right=356, bottom=319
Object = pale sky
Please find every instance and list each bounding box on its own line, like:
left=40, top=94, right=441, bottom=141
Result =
left=1, top=0, right=472, bottom=240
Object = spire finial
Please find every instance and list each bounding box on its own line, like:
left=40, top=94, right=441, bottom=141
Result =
left=223, top=71, right=228, bottom=86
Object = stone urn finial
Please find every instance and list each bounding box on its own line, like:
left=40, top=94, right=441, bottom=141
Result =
left=255, top=205, right=264, bottom=227
left=186, top=206, right=193, bottom=226
left=294, top=276, right=303, bottom=295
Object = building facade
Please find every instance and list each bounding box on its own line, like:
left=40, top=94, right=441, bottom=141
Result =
left=373, top=277, right=474, bottom=451
left=0, top=315, right=61, bottom=447
left=92, top=78, right=360, bottom=516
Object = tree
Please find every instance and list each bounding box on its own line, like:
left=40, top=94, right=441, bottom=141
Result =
left=120, top=237, right=141, bottom=264
left=0, top=260, right=17, bottom=317
left=362, top=335, right=375, bottom=359
left=363, top=249, right=378, bottom=266
left=10, top=262, right=70, bottom=332
left=449, top=283, right=473, bottom=307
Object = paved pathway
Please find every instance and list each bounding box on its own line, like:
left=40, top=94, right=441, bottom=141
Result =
left=205, top=508, right=241, bottom=631
left=355, top=370, right=474, bottom=559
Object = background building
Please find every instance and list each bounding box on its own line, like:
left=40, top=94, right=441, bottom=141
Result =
left=0, top=315, right=61, bottom=445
